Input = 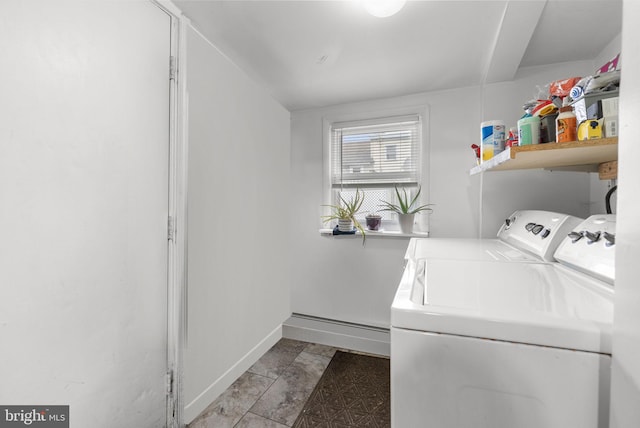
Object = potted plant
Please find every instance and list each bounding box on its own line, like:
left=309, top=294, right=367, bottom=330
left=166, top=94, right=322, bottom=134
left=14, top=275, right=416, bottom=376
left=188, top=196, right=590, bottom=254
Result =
left=379, top=185, right=432, bottom=234
left=365, top=212, right=382, bottom=231
left=322, top=189, right=366, bottom=243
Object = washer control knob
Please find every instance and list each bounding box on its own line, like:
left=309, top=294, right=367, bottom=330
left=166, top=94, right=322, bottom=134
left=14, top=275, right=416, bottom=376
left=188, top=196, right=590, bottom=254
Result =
left=585, top=231, right=601, bottom=244
left=568, top=231, right=583, bottom=243
left=541, top=228, right=551, bottom=239
left=604, top=232, right=616, bottom=247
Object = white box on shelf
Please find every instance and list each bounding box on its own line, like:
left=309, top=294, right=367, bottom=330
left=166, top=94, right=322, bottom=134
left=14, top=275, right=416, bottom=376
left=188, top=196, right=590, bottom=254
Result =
left=604, top=115, right=618, bottom=137
left=601, top=97, right=619, bottom=118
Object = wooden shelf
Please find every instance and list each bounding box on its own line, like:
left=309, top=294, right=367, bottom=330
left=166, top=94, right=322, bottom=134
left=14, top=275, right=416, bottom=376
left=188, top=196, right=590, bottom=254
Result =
left=469, top=137, right=618, bottom=175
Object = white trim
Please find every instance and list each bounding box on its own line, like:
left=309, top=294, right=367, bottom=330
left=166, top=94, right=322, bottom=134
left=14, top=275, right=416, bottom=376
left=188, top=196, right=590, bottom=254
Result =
left=183, top=325, right=283, bottom=424
left=151, top=1, right=189, bottom=427
left=332, top=113, right=421, bottom=129
left=319, top=228, right=428, bottom=239
left=283, top=315, right=390, bottom=357
left=152, top=0, right=183, bottom=17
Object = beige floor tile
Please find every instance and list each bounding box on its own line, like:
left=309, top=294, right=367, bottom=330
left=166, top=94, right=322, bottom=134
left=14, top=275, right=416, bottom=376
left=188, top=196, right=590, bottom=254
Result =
left=303, top=342, right=337, bottom=358
left=188, top=372, right=274, bottom=428
left=235, top=412, right=290, bottom=428
left=249, top=351, right=332, bottom=426
left=272, top=338, right=309, bottom=354
left=248, top=345, right=300, bottom=379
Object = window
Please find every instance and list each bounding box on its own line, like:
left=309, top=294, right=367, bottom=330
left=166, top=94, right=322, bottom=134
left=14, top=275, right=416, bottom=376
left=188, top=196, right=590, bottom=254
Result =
left=324, top=110, right=429, bottom=233
left=386, top=145, right=397, bottom=161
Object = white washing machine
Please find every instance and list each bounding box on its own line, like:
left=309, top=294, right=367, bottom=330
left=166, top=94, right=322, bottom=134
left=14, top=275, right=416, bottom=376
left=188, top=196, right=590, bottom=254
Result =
left=391, top=215, right=616, bottom=428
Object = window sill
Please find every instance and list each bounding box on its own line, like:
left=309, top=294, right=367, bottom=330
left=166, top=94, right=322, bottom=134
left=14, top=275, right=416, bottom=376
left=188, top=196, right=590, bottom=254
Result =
left=319, top=228, right=429, bottom=239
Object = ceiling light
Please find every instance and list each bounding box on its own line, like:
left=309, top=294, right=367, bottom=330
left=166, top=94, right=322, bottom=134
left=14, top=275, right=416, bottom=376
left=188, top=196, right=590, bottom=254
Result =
left=362, top=0, right=406, bottom=18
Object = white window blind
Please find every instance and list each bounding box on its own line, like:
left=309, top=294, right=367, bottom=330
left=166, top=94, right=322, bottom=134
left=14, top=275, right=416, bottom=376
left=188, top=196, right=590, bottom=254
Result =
left=330, top=114, right=421, bottom=189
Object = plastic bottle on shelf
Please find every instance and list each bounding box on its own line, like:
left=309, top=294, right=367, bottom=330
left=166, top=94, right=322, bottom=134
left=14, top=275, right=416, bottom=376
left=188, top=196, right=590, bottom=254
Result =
left=517, top=116, right=540, bottom=145
left=506, top=127, right=518, bottom=147
left=556, top=104, right=577, bottom=143
left=480, top=120, right=505, bottom=162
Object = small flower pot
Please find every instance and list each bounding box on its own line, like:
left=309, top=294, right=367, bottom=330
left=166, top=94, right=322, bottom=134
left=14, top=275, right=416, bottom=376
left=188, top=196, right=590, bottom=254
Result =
left=366, top=215, right=382, bottom=231
left=398, top=213, right=415, bottom=234
left=337, top=218, right=354, bottom=232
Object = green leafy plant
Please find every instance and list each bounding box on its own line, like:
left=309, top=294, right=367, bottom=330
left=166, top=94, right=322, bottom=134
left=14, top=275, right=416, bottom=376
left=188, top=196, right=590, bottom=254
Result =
left=322, top=189, right=366, bottom=243
left=379, top=185, right=433, bottom=215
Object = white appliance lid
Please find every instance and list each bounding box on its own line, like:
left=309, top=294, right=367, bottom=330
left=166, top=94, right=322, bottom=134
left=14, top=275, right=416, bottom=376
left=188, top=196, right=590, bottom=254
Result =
left=404, top=238, right=541, bottom=263
left=392, top=259, right=613, bottom=354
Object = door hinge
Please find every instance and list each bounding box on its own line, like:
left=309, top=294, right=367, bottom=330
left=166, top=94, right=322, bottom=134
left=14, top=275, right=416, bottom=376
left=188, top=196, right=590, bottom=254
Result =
left=168, top=216, right=175, bottom=241
left=166, top=369, right=174, bottom=395
left=169, top=56, right=176, bottom=81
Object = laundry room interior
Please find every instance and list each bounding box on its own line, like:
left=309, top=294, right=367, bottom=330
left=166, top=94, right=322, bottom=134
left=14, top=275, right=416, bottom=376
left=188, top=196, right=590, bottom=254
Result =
left=2, top=0, right=640, bottom=427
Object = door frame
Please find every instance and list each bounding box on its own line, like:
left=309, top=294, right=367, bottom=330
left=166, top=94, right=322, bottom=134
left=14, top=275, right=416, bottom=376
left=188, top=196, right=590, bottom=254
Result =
left=151, top=1, right=189, bottom=427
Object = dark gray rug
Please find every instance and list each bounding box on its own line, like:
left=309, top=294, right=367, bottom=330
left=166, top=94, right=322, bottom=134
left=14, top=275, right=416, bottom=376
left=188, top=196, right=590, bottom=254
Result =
left=292, top=350, right=390, bottom=427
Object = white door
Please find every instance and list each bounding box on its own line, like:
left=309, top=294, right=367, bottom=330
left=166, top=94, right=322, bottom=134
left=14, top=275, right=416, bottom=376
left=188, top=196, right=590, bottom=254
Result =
left=0, top=1, right=172, bottom=426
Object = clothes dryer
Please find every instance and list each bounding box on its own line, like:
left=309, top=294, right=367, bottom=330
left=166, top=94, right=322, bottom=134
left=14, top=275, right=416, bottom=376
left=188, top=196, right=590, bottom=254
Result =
left=391, top=215, right=616, bottom=428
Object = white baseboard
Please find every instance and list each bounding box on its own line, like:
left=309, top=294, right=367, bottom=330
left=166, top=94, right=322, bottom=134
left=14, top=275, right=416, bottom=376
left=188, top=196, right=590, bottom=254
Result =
left=282, top=314, right=390, bottom=357
left=184, top=325, right=282, bottom=424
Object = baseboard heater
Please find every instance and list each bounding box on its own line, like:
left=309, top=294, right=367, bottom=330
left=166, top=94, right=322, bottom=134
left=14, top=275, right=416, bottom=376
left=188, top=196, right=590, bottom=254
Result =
left=282, top=313, right=390, bottom=357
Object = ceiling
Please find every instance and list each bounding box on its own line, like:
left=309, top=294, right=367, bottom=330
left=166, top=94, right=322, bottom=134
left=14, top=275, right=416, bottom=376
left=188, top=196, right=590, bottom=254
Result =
left=174, top=0, right=622, bottom=111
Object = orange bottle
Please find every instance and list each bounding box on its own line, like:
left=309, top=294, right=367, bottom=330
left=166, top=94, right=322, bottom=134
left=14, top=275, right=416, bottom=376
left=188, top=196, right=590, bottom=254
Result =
left=556, top=106, right=577, bottom=143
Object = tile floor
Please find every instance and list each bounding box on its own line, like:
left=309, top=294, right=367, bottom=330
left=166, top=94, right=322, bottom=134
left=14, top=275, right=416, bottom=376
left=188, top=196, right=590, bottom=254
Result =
left=188, top=338, right=341, bottom=428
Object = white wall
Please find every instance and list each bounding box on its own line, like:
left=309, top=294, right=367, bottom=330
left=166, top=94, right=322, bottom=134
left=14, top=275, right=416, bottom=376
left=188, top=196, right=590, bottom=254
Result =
left=610, top=1, right=640, bottom=426
left=290, top=60, right=601, bottom=330
left=0, top=1, right=171, bottom=426
left=183, top=25, right=291, bottom=423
